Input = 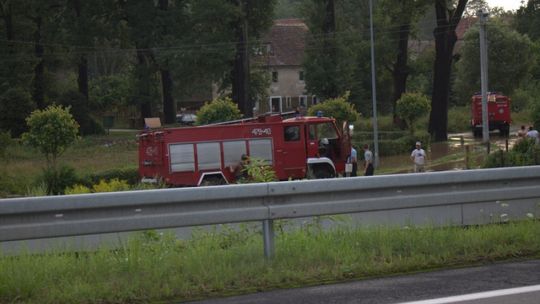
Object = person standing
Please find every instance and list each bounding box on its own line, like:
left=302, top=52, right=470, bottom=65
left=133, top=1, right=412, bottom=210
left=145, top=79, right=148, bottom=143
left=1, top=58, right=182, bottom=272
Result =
left=350, top=146, right=358, bottom=177
left=363, top=144, right=374, bottom=176
left=526, top=126, right=539, bottom=144
left=410, top=141, right=426, bottom=173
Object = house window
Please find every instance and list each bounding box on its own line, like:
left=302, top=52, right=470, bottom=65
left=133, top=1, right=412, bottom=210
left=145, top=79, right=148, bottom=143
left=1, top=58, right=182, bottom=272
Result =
left=285, top=96, right=292, bottom=109
left=272, top=71, right=278, bottom=82
left=299, top=95, right=307, bottom=107
left=299, top=70, right=304, bottom=81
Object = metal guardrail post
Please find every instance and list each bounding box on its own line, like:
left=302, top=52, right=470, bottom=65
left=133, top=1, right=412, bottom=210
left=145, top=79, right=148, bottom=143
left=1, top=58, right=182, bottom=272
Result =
left=262, top=219, right=274, bottom=259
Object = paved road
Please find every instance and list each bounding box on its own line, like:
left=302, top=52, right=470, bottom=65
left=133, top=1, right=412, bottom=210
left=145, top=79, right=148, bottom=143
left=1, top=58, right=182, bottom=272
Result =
left=185, top=259, right=540, bottom=304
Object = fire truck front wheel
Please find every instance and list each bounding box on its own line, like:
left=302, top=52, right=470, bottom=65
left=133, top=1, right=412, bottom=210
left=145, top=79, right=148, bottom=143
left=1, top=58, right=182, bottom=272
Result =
left=308, top=164, right=335, bottom=179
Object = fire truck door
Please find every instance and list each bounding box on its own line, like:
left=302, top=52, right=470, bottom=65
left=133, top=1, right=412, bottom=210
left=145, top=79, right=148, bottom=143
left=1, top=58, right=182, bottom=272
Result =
left=280, top=124, right=307, bottom=178
left=306, top=124, right=318, bottom=157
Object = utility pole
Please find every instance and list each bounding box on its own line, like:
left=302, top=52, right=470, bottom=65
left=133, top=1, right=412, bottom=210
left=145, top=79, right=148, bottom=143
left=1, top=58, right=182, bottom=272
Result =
left=369, top=0, right=380, bottom=168
left=478, top=8, right=489, bottom=144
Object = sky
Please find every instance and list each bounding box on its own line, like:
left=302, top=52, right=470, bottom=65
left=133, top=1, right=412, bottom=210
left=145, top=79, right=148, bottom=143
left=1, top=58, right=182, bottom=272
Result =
left=486, top=0, right=523, bottom=11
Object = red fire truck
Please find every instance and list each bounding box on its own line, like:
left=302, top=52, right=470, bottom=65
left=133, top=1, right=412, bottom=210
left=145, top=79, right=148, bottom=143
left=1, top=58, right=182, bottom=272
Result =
left=471, top=92, right=511, bottom=137
left=138, top=113, right=352, bottom=186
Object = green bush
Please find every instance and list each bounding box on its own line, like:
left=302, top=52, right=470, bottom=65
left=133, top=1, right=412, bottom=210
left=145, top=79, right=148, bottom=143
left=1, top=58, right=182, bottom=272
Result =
left=395, top=92, right=431, bottom=135
left=84, top=167, right=140, bottom=186
left=22, top=104, right=80, bottom=169
left=65, top=184, right=92, bottom=195
left=92, top=178, right=131, bottom=192
left=0, top=87, right=35, bottom=138
left=196, top=97, right=242, bottom=125
left=307, top=92, right=361, bottom=128
left=242, top=157, right=277, bottom=183
left=40, top=165, right=80, bottom=195
left=447, top=106, right=471, bottom=133
left=483, top=138, right=540, bottom=168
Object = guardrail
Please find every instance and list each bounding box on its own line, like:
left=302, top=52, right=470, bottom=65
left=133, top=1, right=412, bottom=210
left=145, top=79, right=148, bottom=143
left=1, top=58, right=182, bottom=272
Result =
left=2, top=166, right=540, bottom=257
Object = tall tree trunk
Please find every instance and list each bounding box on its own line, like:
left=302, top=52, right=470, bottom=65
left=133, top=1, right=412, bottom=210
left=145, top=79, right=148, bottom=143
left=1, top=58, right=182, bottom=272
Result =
left=158, top=0, right=176, bottom=124
left=231, top=0, right=251, bottom=117
left=136, top=49, right=153, bottom=121
left=72, top=0, right=89, bottom=101
left=392, top=23, right=410, bottom=126
left=32, top=16, right=45, bottom=109
left=323, top=0, right=338, bottom=98
left=161, top=68, right=176, bottom=124
left=429, top=0, right=468, bottom=141
left=77, top=55, right=89, bottom=99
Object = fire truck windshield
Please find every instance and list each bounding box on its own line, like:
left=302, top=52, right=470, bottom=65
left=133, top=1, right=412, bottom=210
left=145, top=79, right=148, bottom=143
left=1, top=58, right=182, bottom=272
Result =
left=315, top=122, right=338, bottom=140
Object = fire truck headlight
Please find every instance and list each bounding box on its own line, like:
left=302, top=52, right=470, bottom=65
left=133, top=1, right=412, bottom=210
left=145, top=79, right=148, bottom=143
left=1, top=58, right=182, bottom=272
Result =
left=499, top=108, right=504, bottom=114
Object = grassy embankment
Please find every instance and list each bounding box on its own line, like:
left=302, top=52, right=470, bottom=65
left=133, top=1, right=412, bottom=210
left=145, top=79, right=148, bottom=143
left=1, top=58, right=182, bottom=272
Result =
left=1, top=220, right=539, bottom=303
left=0, top=130, right=138, bottom=197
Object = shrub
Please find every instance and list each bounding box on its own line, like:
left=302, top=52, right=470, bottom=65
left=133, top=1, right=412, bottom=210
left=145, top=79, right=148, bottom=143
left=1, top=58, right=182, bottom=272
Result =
left=307, top=92, right=361, bottom=128
left=22, top=104, right=80, bottom=170
left=447, top=106, right=471, bottom=133
left=65, top=184, right=92, bottom=195
left=84, top=167, right=140, bottom=186
left=395, top=92, right=431, bottom=135
left=0, top=87, right=35, bottom=138
left=196, top=97, right=242, bottom=125
left=40, top=165, right=79, bottom=195
left=92, top=178, right=131, bottom=192
left=242, top=157, right=277, bottom=183
left=483, top=138, right=540, bottom=168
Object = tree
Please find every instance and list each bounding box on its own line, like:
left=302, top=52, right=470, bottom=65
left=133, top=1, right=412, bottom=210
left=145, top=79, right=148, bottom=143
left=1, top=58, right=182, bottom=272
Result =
left=307, top=92, right=361, bottom=128
left=429, top=0, right=468, bottom=141
left=395, top=92, right=431, bottom=135
left=22, top=104, right=79, bottom=170
left=0, top=88, right=35, bottom=137
left=515, top=0, right=540, bottom=42
left=454, top=21, right=535, bottom=104
left=378, top=0, right=430, bottom=122
left=195, top=97, right=243, bottom=125
left=302, top=0, right=356, bottom=100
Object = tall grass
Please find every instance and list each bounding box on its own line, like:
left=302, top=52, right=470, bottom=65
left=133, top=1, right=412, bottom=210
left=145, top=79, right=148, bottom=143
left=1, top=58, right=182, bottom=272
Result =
left=1, top=220, right=539, bottom=303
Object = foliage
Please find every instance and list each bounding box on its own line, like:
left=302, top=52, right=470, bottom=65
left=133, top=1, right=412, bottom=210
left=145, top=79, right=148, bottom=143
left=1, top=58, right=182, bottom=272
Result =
left=515, top=0, right=540, bottom=42
left=307, top=92, right=361, bottom=128
left=453, top=21, right=536, bottom=105
left=84, top=167, right=140, bottom=186
left=1, top=220, right=539, bottom=303
left=64, top=184, right=92, bottom=195
left=395, top=92, right=431, bottom=134
left=0, top=131, right=12, bottom=159
left=92, top=178, right=131, bottom=192
left=447, top=106, right=471, bottom=133
left=532, top=98, right=540, bottom=129
left=89, top=74, right=132, bottom=113
left=242, top=157, right=277, bottom=183
left=195, top=97, right=243, bottom=125
left=483, top=138, right=540, bottom=168
left=0, top=88, right=35, bottom=138
left=59, top=90, right=105, bottom=135
left=40, top=165, right=79, bottom=195
left=22, top=105, right=80, bottom=169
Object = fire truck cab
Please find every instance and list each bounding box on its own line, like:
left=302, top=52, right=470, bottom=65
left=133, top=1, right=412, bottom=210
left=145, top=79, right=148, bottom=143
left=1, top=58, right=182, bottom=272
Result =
left=471, top=92, right=511, bottom=137
left=138, top=113, right=352, bottom=186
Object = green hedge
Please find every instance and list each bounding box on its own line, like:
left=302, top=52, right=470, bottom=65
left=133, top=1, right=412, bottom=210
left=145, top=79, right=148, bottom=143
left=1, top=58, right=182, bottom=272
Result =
left=83, top=167, right=140, bottom=186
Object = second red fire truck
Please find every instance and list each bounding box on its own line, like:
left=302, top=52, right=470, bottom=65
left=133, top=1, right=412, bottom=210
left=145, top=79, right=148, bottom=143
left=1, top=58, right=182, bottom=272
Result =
left=138, top=113, right=352, bottom=186
left=471, top=92, right=511, bottom=137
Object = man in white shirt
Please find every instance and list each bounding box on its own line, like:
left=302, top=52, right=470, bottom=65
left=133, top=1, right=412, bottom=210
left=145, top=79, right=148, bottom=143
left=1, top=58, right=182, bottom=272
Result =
left=410, top=141, right=426, bottom=173
left=526, top=126, right=539, bottom=144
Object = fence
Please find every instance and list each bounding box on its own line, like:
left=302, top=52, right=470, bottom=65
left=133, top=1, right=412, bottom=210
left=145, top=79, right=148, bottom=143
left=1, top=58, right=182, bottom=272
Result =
left=2, top=166, right=540, bottom=257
